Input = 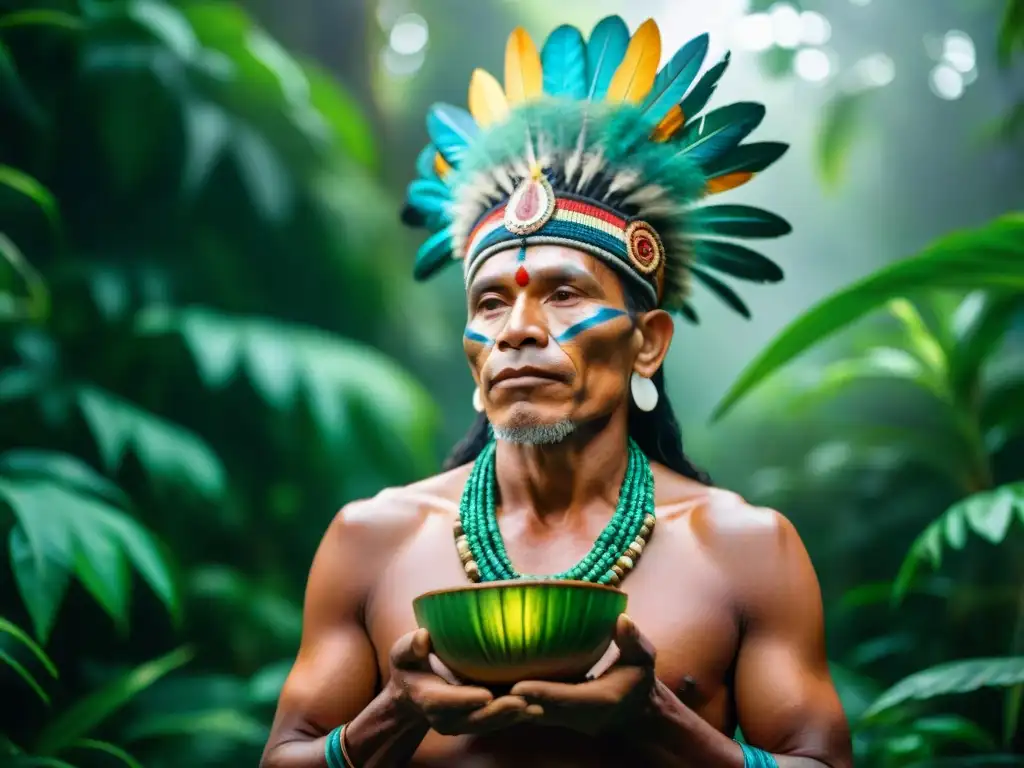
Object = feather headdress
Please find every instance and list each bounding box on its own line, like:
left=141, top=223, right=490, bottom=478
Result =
left=401, top=16, right=790, bottom=321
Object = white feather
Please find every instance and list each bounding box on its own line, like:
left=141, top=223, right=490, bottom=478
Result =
left=575, top=151, right=605, bottom=192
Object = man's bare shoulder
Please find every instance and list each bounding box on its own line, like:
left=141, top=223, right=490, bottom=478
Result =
left=327, top=463, right=473, bottom=549
left=652, top=463, right=802, bottom=559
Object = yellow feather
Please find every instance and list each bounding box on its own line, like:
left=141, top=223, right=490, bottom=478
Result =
left=606, top=19, right=662, bottom=104
left=652, top=105, right=685, bottom=142
left=434, top=152, right=452, bottom=179
left=504, top=27, right=543, bottom=105
left=706, top=172, right=754, bottom=195
left=468, top=68, right=509, bottom=128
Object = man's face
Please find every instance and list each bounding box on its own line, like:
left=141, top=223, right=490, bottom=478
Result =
left=464, top=245, right=642, bottom=442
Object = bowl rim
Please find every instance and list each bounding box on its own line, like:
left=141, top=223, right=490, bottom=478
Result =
left=413, top=578, right=625, bottom=606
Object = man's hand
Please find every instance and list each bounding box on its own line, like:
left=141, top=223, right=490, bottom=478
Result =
left=387, top=629, right=541, bottom=736
left=509, top=614, right=656, bottom=736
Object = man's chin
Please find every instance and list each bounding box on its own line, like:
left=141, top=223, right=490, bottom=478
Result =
left=491, top=416, right=577, bottom=446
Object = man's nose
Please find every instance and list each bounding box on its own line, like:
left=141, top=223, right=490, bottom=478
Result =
left=495, top=295, right=549, bottom=351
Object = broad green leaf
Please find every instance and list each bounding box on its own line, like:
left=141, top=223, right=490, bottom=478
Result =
left=135, top=308, right=439, bottom=476
left=888, top=299, right=949, bottom=375
left=0, top=647, right=51, bottom=703
left=0, top=450, right=128, bottom=508
left=77, top=386, right=227, bottom=501
left=864, top=656, right=1024, bottom=719
left=181, top=99, right=232, bottom=196
left=125, top=0, right=198, bottom=60
left=1, top=477, right=178, bottom=636
left=70, top=739, right=142, bottom=768
left=712, top=213, right=1024, bottom=421
left=910, top=714, right=997, bottom=750
left=816, top=89, right=871, bottom=190
left=34, top=646, right=194, bottom=755
left=231, top=124, right=294, bottom=223
left=0, top=166, right=60, bottom=233
left=122, top=708, right=267, bottom=744
left=894, top=483, right=1024, bottom=600
left=0, top=232, right=49, bottom=322
left=0, top=10, right=84, bottom=31
left=0, top=616, right=58, bottom=677
left=8, top=519, right=71, bottom=642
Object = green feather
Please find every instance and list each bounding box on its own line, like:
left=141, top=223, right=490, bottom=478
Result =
left=413, top=227, right=455, bottom=280
left=406, top=178, right=451, bottom=231
left=694, top=240, right=784, bottom=283
left=704, top=141, right=788, bottom=177
left=680, top=301, right=700, bottom=324
left=543, top=25, right=588, bottom=99
left=642, top=33, right=708, bottom=123
left=585, top=15, right=629, bottom=100
left=691, top=266, right=751, bottom=318
left=678, top=52, right=730, bottom=122
left=426, top=104, right=479, bottom=167
left=674, top=102, right=765, bottom=170
left=693, top=205, right=791, bottom=239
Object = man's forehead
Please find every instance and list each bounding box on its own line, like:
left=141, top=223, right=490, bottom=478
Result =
left=470, top=245, right=614, bottom=283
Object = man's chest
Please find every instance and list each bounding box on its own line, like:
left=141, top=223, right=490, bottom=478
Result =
left=364, top=515, right=741, bottom=726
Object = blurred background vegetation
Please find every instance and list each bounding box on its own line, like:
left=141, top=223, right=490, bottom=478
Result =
left=0, top=0, right=1021, bottom=765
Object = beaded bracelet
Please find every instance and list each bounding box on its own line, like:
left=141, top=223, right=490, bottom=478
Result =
left=324, top=724, right=354, bottom=768
left=738, top=742, right=779, bottom=768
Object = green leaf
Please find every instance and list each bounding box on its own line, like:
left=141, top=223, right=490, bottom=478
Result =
left=9, top=758, right=80, bottom=768
left=817, top=89, right=871, bottom=190
left=949, top=292, right=1023, bottom=399
left=180, top=99, right=232, bottom=196
left=894, top=483, right=1024, bottom=600
left=122, top=708, right=267, bottom=744
left=0, top=166, right=60, bottom=234
left=231, top=124, right=293, bottom=223
left=981, top=375, right=1024, bottom=451
left=864, top=656, right=1024, bottom=719
left=302, top=61, right=376, bottom=168
left=0, top=450, right=129, bottom=508
left=910, top=714, right=997, bottom=750
left=0, top=475, right=179, bottom=637
left=0, top=10, right=84, bottom=31
left=135, top=308, right=439, bottom=477
left=999, top=0, right=1024, bottom=67
left=0, top=647, right=51, bottom=704
left=712, top=213, right=1024, bottom=421
left=0, top=616, right=58, bottom=678
left=0, top=232, right=49, bottom=322
left=888, top=298, right=948, bottom=375
left=77, top=386, right=227, bottom=501
left=34, top=646, right=194, bottom=755
left=8, top=523, right=71, bottom=643
left=69, top=739, right=143, bottom=768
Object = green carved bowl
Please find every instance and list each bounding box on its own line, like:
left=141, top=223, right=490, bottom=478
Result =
left=413, top=580, right=627, bottom=686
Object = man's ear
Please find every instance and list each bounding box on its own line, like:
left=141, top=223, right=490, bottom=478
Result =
left=632, top=309, right=674, bottom=378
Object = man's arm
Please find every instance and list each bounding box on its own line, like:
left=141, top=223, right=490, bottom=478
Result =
left=260, top=501, right=430, bottom=768
left=633, top=505, right=851, bottom=768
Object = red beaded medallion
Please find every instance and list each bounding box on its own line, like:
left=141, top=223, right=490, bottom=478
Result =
left=625, top=220, right=663, bottom=276
left=504, top=176, right=556, bottom=235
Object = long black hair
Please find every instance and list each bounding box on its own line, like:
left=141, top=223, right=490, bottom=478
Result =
left=443, top=278, right=712, bottom=485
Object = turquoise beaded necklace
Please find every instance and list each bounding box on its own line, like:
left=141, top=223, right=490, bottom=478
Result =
left=453, top=438, right=656, bottom=586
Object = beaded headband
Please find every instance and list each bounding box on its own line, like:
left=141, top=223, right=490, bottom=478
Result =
left=401, top=15, right=792, bottom=321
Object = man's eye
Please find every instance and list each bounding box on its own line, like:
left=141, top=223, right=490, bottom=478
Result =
left=550, top=289, right=578, bottom=303
left=479, top=297, right=505, bottom=312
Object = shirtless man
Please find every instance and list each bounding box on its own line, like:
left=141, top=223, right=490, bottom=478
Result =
left=262, top=16, right=852, bottom=768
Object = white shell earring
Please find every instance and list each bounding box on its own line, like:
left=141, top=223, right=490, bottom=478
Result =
left=472, top=385, right=484, bottom=413
left=630, top=372, right=658, bottom=412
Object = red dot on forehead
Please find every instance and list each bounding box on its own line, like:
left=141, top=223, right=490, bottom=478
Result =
left=514, top=265, right=530, bottom=286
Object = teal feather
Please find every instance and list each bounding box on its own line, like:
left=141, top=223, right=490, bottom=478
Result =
left=413, top=227, right=455, bottom=280
left=678, top=52, right=730, bottom=122
left=542, top=25, right=587, bottom=99
left=642, top=33, right=708, bottom=123
left=693, top=205, right=791, bottom=239
left=704, top=141, right=788, bottom=177
left=585, top=15, right=629, bottom=100
left=406, top=178, right=452, bottom=230
left=674, top=102, right=765, bottom=170
left=691, top=266, right=751, bottom=318
left=426, top=104, right=479, bottom=167
left=694, top=240, right=784, bottom=283
left=415, top=145, right=439, bottom=180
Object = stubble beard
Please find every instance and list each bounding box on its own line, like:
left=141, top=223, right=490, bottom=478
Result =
left=491, top=407, right=577, bottom=446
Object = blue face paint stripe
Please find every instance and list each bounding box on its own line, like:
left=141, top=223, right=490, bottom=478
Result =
left=555, top=307, right=628, bottom=343
left=464, top=328, right=493, bottom=345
